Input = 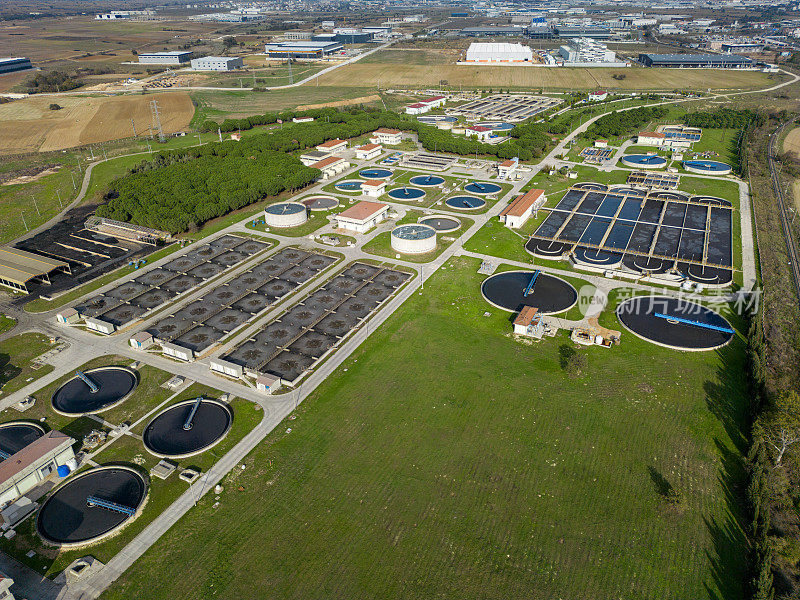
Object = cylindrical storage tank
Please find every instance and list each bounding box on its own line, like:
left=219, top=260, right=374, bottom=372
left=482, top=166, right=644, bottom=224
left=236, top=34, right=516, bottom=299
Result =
left=391, top=224, right=437, bottom=254
left=264, top=202, right=308, bottom=227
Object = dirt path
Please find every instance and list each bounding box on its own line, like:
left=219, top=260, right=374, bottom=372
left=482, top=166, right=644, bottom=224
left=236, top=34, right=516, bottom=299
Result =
left=296, top=94, right=381, bottom=111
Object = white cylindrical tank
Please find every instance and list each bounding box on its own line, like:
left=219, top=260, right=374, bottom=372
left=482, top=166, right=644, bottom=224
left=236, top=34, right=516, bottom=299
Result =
left=391, top=224, right=437, bottom=254
left=264, top=202, right=308, bottom=227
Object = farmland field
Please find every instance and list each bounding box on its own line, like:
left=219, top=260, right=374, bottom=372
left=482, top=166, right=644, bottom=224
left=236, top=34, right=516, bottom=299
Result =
left=0, top=92, right=193, bottom=154
left=102, top=256, right=749, bottom=600
left=316, top=55, right=775, bottom=91
left=784, top=126, right=800, bottom=156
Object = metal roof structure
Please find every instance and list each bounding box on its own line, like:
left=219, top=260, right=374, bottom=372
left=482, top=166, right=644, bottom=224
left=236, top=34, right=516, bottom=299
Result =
left=0, top=247, right=70, bottom=287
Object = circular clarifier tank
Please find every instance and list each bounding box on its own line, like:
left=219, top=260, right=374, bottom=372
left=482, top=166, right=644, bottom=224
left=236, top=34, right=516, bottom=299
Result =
left=616, top=295, right=734, bottom=351
left=0, top=421, right=45, bottom=456
left=301, top=195, right=339, bottom=211
left=264, top=202, right=308, bottom=227
left=419, top=215, right=460, bottom=233
left=37, top=466, right=147, bottom=547
left=387, top=187, right=426, bottom=200
left=409, top=175, right=445, bottom=187
left=335, top=180, right=363, bottom=192
left=359, top=168, right=393, bottom=179
left=143, top=397, right=233, bottom=459
left=620, top=154, right=667, bottom=169
left=464, top=182, right=501, bottom=195
left=682, top=160, right=732, bottom=175
left=51, top=367, right=138, bottom=416
left=391, top=224, right=437, bottom=254
left=481, top=270, right=577, bottom=314
left=445, top=195, right=486, bottom=210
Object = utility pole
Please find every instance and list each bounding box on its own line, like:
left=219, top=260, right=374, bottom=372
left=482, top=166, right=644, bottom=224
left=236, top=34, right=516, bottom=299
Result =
left=21, top=212, right=27, bottom=232
left=218, top=128, right=222, bottom=143
left=89, top=147, right=95, bottom=161
left=150, top=99, right=165, bottom=143
left=56, top=189, right=62, bottom=208
left=131, top=118, right=137, bottom=138
left=31, top=195, right=40, bottom=216
left=70, top=171, right=76, bottom=190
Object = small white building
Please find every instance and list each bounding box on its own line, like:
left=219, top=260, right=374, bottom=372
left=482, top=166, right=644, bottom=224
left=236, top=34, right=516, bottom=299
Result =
left=256, top=374, right=280, bottom=394
left=594, top=139, right=608, bottom=148
left=588, top=90, right=608, bottom=101
left=420, top=96, right=446, bottom=109
left=355, top=143, right=382, bottom=160
left=465, top=126, right=494, bottom=142
left=190, top=56, right=244, bottom=71
left=636, top=131, right=666, bottom=146
left=310, top=156, right=349, bottom=180
left=371, top=128, right=403, bottom=145
left=513, top=306, right=544, bottom=338
left=56, top=307, right=79, bottom=324
left=316, top=139, right=347, bottom=154
left=0, top=431, right=76, bottom=507
left=84, top=316, right=115, bottom=335
left=162, top=341, right=192, bottom=362
left=405, top=102, right=430, bottom=115
left=361, top=179, right=387, bottom=197
left=293, top=116, right=314, bottom=123
left=335, top=201, right=389, bottom=233
left=497, top=158, right=519, bottom=179
left=129, top=331, right=154, bottom=350
left=210, top=358, right=244, bottom=379
left=499, top=189, right=546, bottom=228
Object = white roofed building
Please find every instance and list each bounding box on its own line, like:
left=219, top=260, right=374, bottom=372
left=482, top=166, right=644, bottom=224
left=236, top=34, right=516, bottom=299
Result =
left=465, top=43, right=533, bottom=63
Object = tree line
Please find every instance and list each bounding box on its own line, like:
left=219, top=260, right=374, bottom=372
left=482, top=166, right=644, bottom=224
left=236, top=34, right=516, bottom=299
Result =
left=685, top=108, right=763, bottom=130
left=586, top=105, right=669, bottom=138
left=199, top=106, right=555, bottom=162
left=97, top=149, right=318, bottom=234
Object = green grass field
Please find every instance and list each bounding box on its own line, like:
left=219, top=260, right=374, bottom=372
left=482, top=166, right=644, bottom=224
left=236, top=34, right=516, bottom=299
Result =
left=102, top=255, right=748, bottom=600
left=0, top=333, right=58, bottom=398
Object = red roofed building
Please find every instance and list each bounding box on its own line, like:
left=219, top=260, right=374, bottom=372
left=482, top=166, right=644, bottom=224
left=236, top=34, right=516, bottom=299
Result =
left=465, top=125, right=494, bottom=142
left=371, top=128, right=403, bottom=145
left=316, top=138, right=348, bottom=153
left=405, top=102, right=430, bottom=115
left=513, top=306, right=544, bottom=338
left=0, top=430, right=76, bottom=507
left=360, top=179, right=387, bottom=197
left=355, top=143, right=382, bottom=160
left=310, top=155, right=350, bottom=179
left=636, top=131, right=666, bottom=146
left=335, top=201, right=390, bottom=233
left=499, top=188, right=546, bottom=228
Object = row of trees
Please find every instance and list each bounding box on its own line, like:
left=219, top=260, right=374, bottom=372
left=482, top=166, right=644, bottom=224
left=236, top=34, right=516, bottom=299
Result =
left=685, top=108, right=763, bottom=130
left=199, top=106, right=556, bottom=162
left=586, top=105, right=669, bottom=139
left=97, top=150, right=317, bottom=234
left=24, top=71, right=82, bottom=93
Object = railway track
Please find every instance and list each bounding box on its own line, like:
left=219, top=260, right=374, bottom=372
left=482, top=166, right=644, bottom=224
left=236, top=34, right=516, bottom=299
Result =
left=768, top=118, right=800, bottom=305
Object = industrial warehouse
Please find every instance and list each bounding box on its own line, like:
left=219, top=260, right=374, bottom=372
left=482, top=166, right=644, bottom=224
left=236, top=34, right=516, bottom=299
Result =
left=638, top=53, right=756, bottom=69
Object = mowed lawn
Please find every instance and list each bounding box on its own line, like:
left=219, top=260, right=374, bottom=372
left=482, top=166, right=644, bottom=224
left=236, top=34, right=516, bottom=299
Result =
left=103, top=256, right=749, bottom=600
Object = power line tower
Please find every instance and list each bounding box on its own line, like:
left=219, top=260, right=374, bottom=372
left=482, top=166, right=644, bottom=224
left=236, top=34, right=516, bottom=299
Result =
left=150, top=99, right=165, bottom=143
